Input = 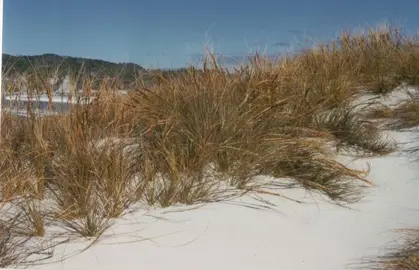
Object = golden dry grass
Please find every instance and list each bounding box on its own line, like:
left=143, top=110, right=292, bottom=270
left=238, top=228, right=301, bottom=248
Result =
left=1, top=25, right=419, bottom=268
left=357, top=228, right=419, bottom=270
left=367, top=88, right=419, bottom=130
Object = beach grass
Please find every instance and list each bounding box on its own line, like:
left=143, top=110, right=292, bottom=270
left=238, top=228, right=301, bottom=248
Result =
left=1, top=25, right=419, bottom=268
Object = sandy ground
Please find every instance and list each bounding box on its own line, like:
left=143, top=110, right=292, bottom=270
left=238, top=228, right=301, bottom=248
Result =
left=7, top=129, right=413, bottom=270
left=2, top=88, right=419, bottom=270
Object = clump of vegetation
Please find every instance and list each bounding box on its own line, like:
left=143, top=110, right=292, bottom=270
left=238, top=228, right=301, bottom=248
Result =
left=358, top=229, right=419, bottom=270
left=0, top=216, right=36, bottom=268
left=126, top=56, right=384, bottom=206
left=367, top=88, right=419, bottom=130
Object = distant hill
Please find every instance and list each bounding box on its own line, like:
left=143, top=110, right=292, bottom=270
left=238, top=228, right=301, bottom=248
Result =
left=3, top=53, right=144, bottom=81
left=2, top=53, right=199, bottom=89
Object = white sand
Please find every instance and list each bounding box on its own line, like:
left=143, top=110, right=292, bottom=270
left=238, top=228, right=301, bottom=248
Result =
left=10, top=130, right=414, bottom=270
left=3, top=89, right=419, bottom=270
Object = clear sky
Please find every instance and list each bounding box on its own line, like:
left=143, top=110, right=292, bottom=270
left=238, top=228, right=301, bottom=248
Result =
left=3, top=0, right=419, bottom=69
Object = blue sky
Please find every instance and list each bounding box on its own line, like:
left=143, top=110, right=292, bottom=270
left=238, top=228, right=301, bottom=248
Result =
left=3, top=0, right=419, bottom=69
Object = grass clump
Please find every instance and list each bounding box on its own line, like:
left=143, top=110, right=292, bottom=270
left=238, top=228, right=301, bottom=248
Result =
left=0, top=216, right=35, bottom=268
left=314, top=105, right=396, bottom=156
left=358, top=229, right=419, bottom=270
left=49, top=136, right=135, bottom=237
left=1, top=72, right=138, bottom=239
left=367, top=89, right=419, bottom=130
left=292, top=26, right=419, bottom=96
left=126, top=56, right=387, bottom=205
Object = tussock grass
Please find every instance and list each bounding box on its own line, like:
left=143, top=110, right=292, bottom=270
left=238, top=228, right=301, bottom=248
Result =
left=290, top=26, right=419, bottom=96
left=0, top=71, right=140, bottom=265
left=126, top=56, right=385, bottom=205
left=0, top=215, right=38, bottom=268
left=314, top=106, right=396, bottom=156
left=0, top=184, right=55, bottom=267
left=367, top=88, right=419, bottom=130
left=357, top=228, right=419, bottom=270
left=2, top=24, right=419, bottom=267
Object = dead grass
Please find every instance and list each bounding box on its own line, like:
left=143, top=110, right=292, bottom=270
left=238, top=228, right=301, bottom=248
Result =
left=125, top=56, right=387, bottom=205
left=367, top=88, right=419, bottom=130
left=0, top=71, right=139, bottom=265
left=314, top=105, right=396, bottom=156
left=0, top=215, right=36, bottom=268
left=2, top=25, right=419, bottom=267
left=0, top=179, right=56, bottom=268
left=357, top=228, right=419, bottom=270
